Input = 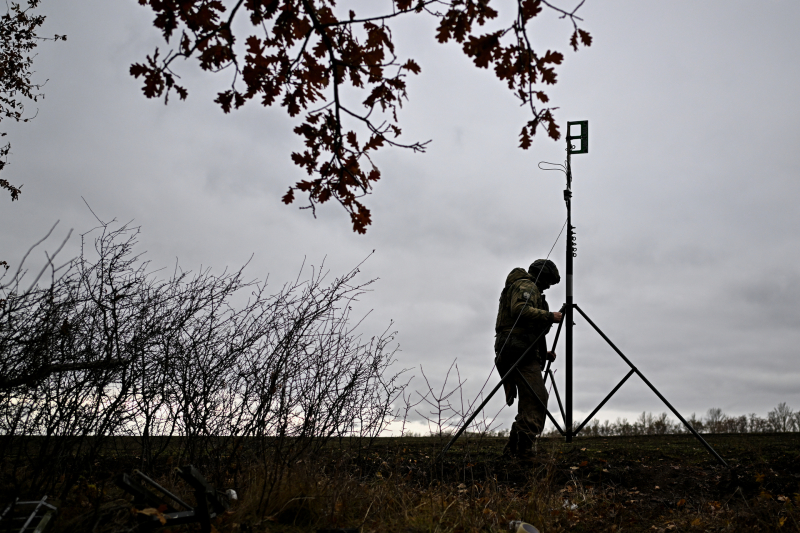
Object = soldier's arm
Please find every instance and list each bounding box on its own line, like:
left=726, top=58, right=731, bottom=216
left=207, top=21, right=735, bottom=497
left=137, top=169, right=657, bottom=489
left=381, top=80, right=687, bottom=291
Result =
left=509, top=281, right=554, bottom=324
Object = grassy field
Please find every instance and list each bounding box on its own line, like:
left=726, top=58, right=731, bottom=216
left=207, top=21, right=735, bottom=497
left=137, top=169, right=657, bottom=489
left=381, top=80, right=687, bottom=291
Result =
left=7, top=433, right=800, bottom=532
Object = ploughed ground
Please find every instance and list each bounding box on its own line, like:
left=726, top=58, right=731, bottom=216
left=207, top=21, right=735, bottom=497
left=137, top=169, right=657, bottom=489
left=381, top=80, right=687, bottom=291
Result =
left=8, top=433, right=800, bottom=532
left=349, top=433, right=800, bottom=532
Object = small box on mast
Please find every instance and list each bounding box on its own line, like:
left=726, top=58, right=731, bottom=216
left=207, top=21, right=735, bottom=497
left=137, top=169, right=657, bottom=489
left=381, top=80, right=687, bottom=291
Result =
left=567, top=120, right=588, bottom=154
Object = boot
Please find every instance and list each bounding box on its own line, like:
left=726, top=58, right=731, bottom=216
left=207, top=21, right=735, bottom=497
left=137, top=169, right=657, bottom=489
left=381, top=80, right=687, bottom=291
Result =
left=515, top=431, right=535, bottom=459
left=502, top=426, right=519, bottom=457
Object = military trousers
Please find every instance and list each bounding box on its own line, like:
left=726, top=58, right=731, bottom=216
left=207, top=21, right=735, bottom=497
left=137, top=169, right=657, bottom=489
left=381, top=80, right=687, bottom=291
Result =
left=510, top=360, right=548, bottom=443
left=495, top=337, right=549, bottom=447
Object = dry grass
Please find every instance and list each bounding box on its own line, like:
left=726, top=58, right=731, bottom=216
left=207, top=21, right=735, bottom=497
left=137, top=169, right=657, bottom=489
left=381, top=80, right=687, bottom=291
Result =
left=11, top=434, right=799, bottom=532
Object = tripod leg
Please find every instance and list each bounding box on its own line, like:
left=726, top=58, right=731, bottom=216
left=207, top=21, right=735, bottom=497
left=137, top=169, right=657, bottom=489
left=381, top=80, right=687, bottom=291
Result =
left=573, top=304, right=729, bottom=468
left=547, top=369, right=567, bottom=426
left=550, top=308, right=566, bottom=352
left=437, top=329, right=549, bottom=460
left=437, top=371, right=509, bottom=461
left=543, top=304, right=566, bottom=387
left=543, top=359, right=552, bottom=386
left=574, top=369, right=635, bottom=435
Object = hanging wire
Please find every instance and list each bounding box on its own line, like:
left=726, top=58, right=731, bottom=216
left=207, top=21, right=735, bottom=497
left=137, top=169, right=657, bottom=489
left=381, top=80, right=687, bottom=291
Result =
left=538, top=160, right=567, bottom=175
left=461, top=216, right=568, bottom=427
left=453, top=160, right=570, bottom=433
left=450, top=147, right=578, bottom=440
left=495, top=216, right=567, bottom=359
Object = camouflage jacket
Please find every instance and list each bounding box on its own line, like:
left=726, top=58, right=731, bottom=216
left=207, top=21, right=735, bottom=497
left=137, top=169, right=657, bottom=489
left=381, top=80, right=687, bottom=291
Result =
left=494, top=268, right=554, bottom=355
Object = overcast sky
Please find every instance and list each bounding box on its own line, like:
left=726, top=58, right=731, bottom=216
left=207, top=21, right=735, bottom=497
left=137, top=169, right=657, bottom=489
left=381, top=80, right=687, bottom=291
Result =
left=2, top=0, right=799, bottom=435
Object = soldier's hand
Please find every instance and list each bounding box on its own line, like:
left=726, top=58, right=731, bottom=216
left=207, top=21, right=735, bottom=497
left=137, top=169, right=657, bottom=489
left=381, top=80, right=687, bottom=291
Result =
left=547, top=351, right=557, bottom=362
left=552, top=312, right=563, bottom=323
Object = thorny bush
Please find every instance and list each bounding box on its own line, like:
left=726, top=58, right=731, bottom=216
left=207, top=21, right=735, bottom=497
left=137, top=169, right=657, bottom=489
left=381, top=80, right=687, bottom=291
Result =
left=0, top=220, right=405, bottom=503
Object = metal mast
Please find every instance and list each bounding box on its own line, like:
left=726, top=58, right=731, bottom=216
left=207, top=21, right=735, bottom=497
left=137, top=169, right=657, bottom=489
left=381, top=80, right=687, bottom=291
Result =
left=564, top=120, right=586, bottom=442
left=439, top=119, right=728, bottom=468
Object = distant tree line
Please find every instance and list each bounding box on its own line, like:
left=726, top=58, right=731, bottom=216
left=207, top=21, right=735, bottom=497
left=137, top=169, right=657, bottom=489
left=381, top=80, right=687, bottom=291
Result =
left=543, top=403, right=800, bottom=437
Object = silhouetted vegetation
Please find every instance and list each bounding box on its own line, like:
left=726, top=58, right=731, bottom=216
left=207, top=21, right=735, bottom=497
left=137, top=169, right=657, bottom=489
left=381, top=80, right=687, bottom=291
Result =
left=0, top=219, right=404, bottom=505
left=2, top=223, right=800, bottom=532
left=0, top=0, right=66, bottom=201
left=543, top=403, right=800, bottom=438
left=131, top=0, right=591, bottom=232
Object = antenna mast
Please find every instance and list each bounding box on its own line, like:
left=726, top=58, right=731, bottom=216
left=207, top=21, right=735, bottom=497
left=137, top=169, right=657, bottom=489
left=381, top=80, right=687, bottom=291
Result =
left=564, top=120, right=586, bottom=442
left=439, top=120, right=728, bottom=468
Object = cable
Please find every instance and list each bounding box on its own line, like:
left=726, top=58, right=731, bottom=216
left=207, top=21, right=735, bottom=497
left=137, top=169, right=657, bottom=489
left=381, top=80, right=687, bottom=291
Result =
left=538, top=161, right=567, bottom=175
left=461, top=217, right=568, bottom=427
left=495, top=216, right=567, bottom=359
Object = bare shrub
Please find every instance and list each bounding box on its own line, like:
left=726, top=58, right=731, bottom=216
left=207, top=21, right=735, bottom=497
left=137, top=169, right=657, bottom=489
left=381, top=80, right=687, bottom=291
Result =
left=0, top=220, right=405, bottom=503
left=767, top=402, right=794, bottom=432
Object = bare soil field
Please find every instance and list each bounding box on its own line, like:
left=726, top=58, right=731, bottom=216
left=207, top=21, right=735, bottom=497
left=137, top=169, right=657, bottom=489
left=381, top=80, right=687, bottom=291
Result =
left=330, top=433, right=800, bottom=532
left=4, top=433, right=799, bottom=532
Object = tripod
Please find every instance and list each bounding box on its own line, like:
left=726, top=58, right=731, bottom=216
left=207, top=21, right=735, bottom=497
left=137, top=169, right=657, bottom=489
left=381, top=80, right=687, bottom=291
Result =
left=439, top=121, right=728, bottom=467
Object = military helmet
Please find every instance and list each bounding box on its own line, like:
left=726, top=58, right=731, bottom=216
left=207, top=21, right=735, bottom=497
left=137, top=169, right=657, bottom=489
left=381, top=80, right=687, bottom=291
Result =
left=528, top=259, right=560, bottom=285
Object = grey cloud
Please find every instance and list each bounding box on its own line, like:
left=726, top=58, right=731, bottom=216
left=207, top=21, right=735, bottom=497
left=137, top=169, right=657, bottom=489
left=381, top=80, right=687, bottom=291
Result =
left=2, top=0, right=800, bottom=432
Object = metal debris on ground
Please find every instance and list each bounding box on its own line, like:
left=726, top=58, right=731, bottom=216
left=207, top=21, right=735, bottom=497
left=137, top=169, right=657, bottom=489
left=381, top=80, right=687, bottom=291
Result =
left=508, top=520, right=541, bottom=533
left=0, top=496, right=58, bottom=533
left=115, top=464, right=235, bottom=533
